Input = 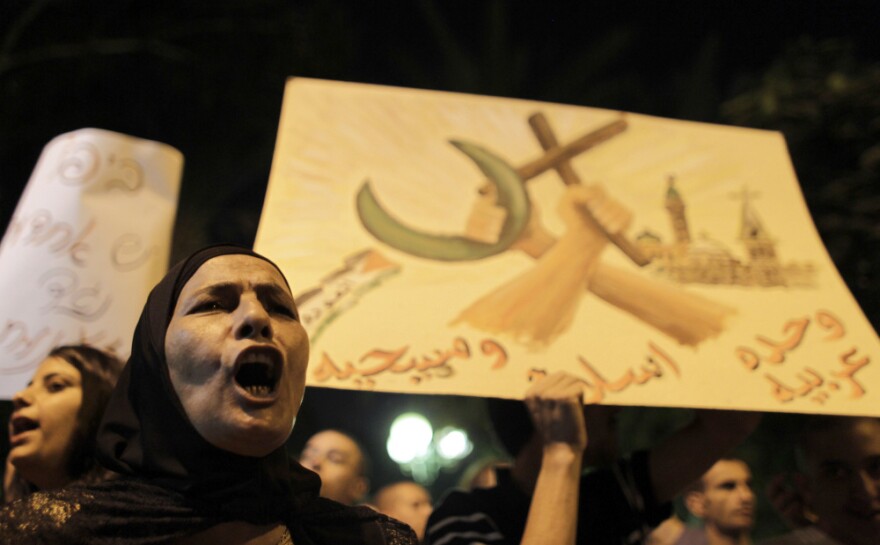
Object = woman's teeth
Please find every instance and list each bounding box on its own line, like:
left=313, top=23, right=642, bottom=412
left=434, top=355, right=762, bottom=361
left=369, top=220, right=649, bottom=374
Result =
left=244, top=385, right=273, bottom=396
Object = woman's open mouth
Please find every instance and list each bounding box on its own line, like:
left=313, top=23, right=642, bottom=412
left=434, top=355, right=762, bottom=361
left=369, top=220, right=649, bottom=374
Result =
left=233, top=348, right=282, bottom=400
left=9, top=415, right=39, bottom=444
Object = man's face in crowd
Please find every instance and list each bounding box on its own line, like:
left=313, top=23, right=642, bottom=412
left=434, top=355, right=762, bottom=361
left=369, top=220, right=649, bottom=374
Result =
left=802, top=419, right=880, bottom=545
left=299, top=429, right=368, bottom=505
left=689, top=459, right=755, bottom=534
left=375, top=481, right=433, bottom=540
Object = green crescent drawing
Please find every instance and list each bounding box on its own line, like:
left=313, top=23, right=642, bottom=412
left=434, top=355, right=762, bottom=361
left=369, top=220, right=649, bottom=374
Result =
left=355, top=140, right=530, bottom=261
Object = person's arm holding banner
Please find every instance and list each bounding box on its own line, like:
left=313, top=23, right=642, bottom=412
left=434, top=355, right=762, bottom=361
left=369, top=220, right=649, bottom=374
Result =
left=518, top=371, right=588, bottom=545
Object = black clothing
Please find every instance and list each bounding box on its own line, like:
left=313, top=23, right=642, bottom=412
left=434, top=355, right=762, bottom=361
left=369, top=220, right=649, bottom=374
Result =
left=0, top=476, right=414, bottom=544
left=425, top=450, right=670, bottom=545
left=1, top=245, right=415, bottom=545
left=96, top=245, right=293, bottom=521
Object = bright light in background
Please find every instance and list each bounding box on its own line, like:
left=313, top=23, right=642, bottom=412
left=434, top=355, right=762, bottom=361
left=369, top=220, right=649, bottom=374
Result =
left=436, top=427, right=472, bottom=461
left=386, top=413, right=475, bottom=484
left=387, top=412, right=433, bottom=464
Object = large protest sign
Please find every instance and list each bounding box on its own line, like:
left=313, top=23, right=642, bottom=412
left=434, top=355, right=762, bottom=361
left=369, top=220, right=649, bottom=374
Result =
left=0, top=129, right=182, bottom=398
left=255, top=78, right=879, bottom=415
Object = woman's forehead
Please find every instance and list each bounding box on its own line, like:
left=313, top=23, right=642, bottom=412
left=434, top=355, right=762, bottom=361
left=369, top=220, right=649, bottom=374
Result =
left=35, top=355, right=82, bottom=380
left=182, top=254, right=289, bottom=294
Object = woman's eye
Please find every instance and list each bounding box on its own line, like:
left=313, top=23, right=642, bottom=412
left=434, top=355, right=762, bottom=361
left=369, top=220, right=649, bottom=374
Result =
left=193, top=300, right=226, bottom=313
left=266, top=298, right=297, bottom=318
left=272, top=304, right=297, bottom=318
left=46, top=381, right=68, bottom=393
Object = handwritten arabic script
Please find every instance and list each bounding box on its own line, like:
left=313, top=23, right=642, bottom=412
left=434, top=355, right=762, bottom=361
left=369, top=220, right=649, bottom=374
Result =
left=312, top=336, right=508, bottom=389
left=0, top=129, right=180, bottom=393
left=735, top=310, right=870, bottom=405
left=527, top=341, right=681, bottom=404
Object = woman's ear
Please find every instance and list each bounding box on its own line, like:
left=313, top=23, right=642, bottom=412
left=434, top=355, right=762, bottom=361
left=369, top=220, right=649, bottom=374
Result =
left=684, top=490, right=707, bottom=519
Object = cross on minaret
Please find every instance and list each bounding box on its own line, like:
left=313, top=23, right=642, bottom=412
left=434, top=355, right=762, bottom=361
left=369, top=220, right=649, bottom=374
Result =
left=730, top=185, right=768, bottom=240
left=729, top=185, right=761, bottom=205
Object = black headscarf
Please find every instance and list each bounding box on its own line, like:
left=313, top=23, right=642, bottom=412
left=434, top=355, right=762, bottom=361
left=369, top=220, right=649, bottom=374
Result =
left=97, top=244, right=298, bottom=521
left=1, top=245, right=415, bottom=545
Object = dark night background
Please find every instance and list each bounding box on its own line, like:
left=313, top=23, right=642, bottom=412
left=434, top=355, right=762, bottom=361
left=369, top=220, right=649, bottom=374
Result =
left=1, top=1, right=878, bottom=538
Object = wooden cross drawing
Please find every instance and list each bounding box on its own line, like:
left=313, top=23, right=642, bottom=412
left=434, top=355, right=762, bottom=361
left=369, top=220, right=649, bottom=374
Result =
left=458, top=111, right=734, bottom=347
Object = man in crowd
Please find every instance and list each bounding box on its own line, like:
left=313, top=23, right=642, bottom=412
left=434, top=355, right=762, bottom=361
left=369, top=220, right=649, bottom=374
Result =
left=760, top=417, right=880, bottom=545
left=677, top=458, right=756, bottom=545
left=425, top=371, right=761, bottom=545
left=374, top=480, right=434, bottom=541
left=299, top=429, right=370, bottom=505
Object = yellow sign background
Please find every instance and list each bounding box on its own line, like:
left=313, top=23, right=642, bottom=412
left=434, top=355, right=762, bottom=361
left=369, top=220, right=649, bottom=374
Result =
left=256, top=78, right=879, bottom=415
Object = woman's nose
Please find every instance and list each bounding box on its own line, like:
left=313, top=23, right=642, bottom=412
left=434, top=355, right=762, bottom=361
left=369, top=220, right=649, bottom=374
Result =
left=235, top=296, right=273, bottom=340
left=11, top=387, right=33, bottom=410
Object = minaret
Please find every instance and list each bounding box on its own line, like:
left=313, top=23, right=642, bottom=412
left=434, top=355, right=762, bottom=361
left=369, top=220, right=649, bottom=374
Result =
left=738, top=187, right=777, bottom=262
left=736, top=186, right=783, bottom=286
left=665, top=175, right=691, bottom=244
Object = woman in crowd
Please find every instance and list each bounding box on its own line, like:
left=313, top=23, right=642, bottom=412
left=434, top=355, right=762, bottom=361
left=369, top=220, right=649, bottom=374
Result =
left=4, top=344, right=123, bottom=502
left=0, top=245, right=415, bottom=545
